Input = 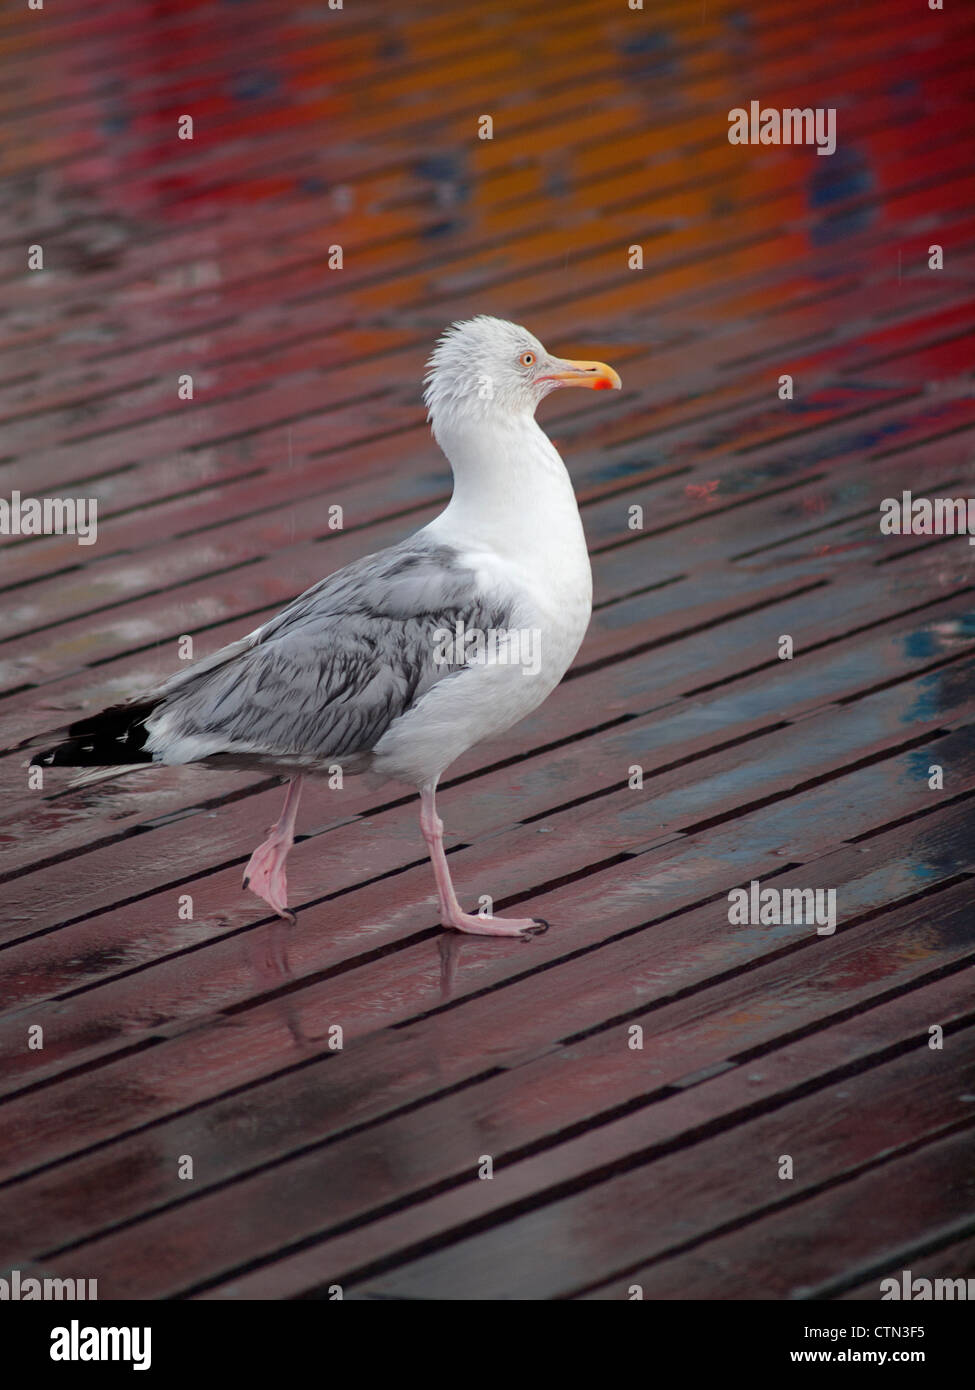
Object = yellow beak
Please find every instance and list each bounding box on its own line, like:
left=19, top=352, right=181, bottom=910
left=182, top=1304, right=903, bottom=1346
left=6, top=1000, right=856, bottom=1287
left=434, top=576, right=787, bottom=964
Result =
left=538, top=357, right=622, bottom=391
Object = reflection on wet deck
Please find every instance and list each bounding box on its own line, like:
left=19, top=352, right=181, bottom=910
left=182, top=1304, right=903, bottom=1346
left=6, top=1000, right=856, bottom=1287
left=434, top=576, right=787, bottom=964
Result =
left=1, top=0, right=974, bottom=1299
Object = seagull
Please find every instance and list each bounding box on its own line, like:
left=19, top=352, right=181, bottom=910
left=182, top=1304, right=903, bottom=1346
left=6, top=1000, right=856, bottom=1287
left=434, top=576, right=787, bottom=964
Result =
left=29, top=317, right=621, bottom=937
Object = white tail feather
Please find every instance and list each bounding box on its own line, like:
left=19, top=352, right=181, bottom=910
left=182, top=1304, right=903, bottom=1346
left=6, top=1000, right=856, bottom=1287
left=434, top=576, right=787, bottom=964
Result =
left=66, top=764, right=152, bottom=790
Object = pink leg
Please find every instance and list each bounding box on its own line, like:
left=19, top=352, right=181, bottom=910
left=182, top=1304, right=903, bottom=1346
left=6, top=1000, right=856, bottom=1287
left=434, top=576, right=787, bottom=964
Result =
left=419, top=785, right=548, bottom=939
left=243, top=777, right=303, bottom=923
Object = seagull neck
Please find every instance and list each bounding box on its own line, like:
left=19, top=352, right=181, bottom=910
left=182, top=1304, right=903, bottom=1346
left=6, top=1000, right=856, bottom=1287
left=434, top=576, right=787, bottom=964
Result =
left=432, top=413, right=583, bottom=551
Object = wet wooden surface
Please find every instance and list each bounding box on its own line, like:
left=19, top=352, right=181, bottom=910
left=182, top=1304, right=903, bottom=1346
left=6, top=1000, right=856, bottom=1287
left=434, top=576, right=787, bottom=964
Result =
left=1, top=0, right=974, bottom=1299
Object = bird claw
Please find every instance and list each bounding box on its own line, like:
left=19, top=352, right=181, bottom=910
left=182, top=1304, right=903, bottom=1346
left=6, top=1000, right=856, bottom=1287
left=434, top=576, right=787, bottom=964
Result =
left=522, top=917, right=549, bottom=939
left=444, top=909, right=551, bottom=939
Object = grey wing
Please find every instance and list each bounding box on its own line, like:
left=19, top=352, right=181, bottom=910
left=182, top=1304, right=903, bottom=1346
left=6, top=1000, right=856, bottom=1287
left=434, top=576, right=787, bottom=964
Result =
left=143, top=537, right=510, bottom=767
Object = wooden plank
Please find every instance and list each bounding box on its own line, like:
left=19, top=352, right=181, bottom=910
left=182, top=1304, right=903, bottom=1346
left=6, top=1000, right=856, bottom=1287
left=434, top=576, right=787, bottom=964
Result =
left=0, top=520, right=968, bottom=858
left=5, top=43, right=968, bottom=486
left=580, top=1126, right=975, bottom=1301
left=4, top=807, right=973, bottom=1272
left=0, top=730, right=970, bottom=1185
left=1, top=432, right=950, bottom=655
left=5, top=59, right=965, bottom=424
left=1, top=544, right=967, bottom=924
left=345, top=1027, right=975, bottom=1300
left=4, top=412, right=972, bottom=696
left=839, top=1235, right=975, bottom=1301
left=2, top=574, right=970, bottom=907
left=10, top=885, right=974, bottom=1297
left=1, top=645, right=970, bottom=1094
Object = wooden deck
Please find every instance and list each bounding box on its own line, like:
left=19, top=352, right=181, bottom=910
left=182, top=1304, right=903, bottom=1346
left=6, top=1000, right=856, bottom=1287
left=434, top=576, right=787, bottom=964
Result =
left=1, top=0, right=974, bottom=1302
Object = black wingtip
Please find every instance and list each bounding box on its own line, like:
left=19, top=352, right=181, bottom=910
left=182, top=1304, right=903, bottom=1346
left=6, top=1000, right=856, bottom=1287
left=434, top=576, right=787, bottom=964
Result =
left=23, top=699, right=160, bottom=769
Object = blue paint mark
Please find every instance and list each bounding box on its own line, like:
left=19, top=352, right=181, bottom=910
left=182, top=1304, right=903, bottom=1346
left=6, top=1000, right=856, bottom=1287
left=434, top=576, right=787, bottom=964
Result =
left=810, top=165, right=872, bottom=208
left=414, top=152, right=470, bottom=208
left=902, top=674, right=943, bottom=724
left=378, top=36, right=407, bottom=60
left=229, top=71, right=281, bottom=101
left=545, top=166, right=570, bottom=198
left=906, top=660, right=975, bottom=728
left=591, top=458, right=654, bottom=482
left=906, top=748, right=935, bottom=781
left=618, top=29, right=678, bottom=78
left=835, top=380, right=901, bottom=394
left=904, top=630, right=938, bottom=661
left=809, top=147, right=874, bottom=245
left=811, top=204, right=874, bottom=245
left=415, top=154, right=463, bottom=183
left=804, top=418, right=908, bottom=463
left=422, top=219, right=463, bottom=239
left=620, top=31, right=670, bottom=54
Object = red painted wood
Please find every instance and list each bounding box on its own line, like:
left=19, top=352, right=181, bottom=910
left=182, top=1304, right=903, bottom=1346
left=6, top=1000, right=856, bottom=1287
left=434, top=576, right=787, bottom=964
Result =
left=10, top=886, right=974, bottom=1296
left=581, top=1126, right=975, bottom=1301
left=202, top=963, right=975, bottom=1300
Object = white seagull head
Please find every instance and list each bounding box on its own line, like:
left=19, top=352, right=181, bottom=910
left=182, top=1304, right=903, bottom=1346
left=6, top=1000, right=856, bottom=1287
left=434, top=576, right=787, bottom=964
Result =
left=423, top=315, right=621, bottom=435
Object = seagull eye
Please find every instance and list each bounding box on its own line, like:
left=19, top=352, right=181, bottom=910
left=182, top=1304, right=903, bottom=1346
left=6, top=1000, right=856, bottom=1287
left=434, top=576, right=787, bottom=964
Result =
left=520, top=351, right=536, bottom=368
